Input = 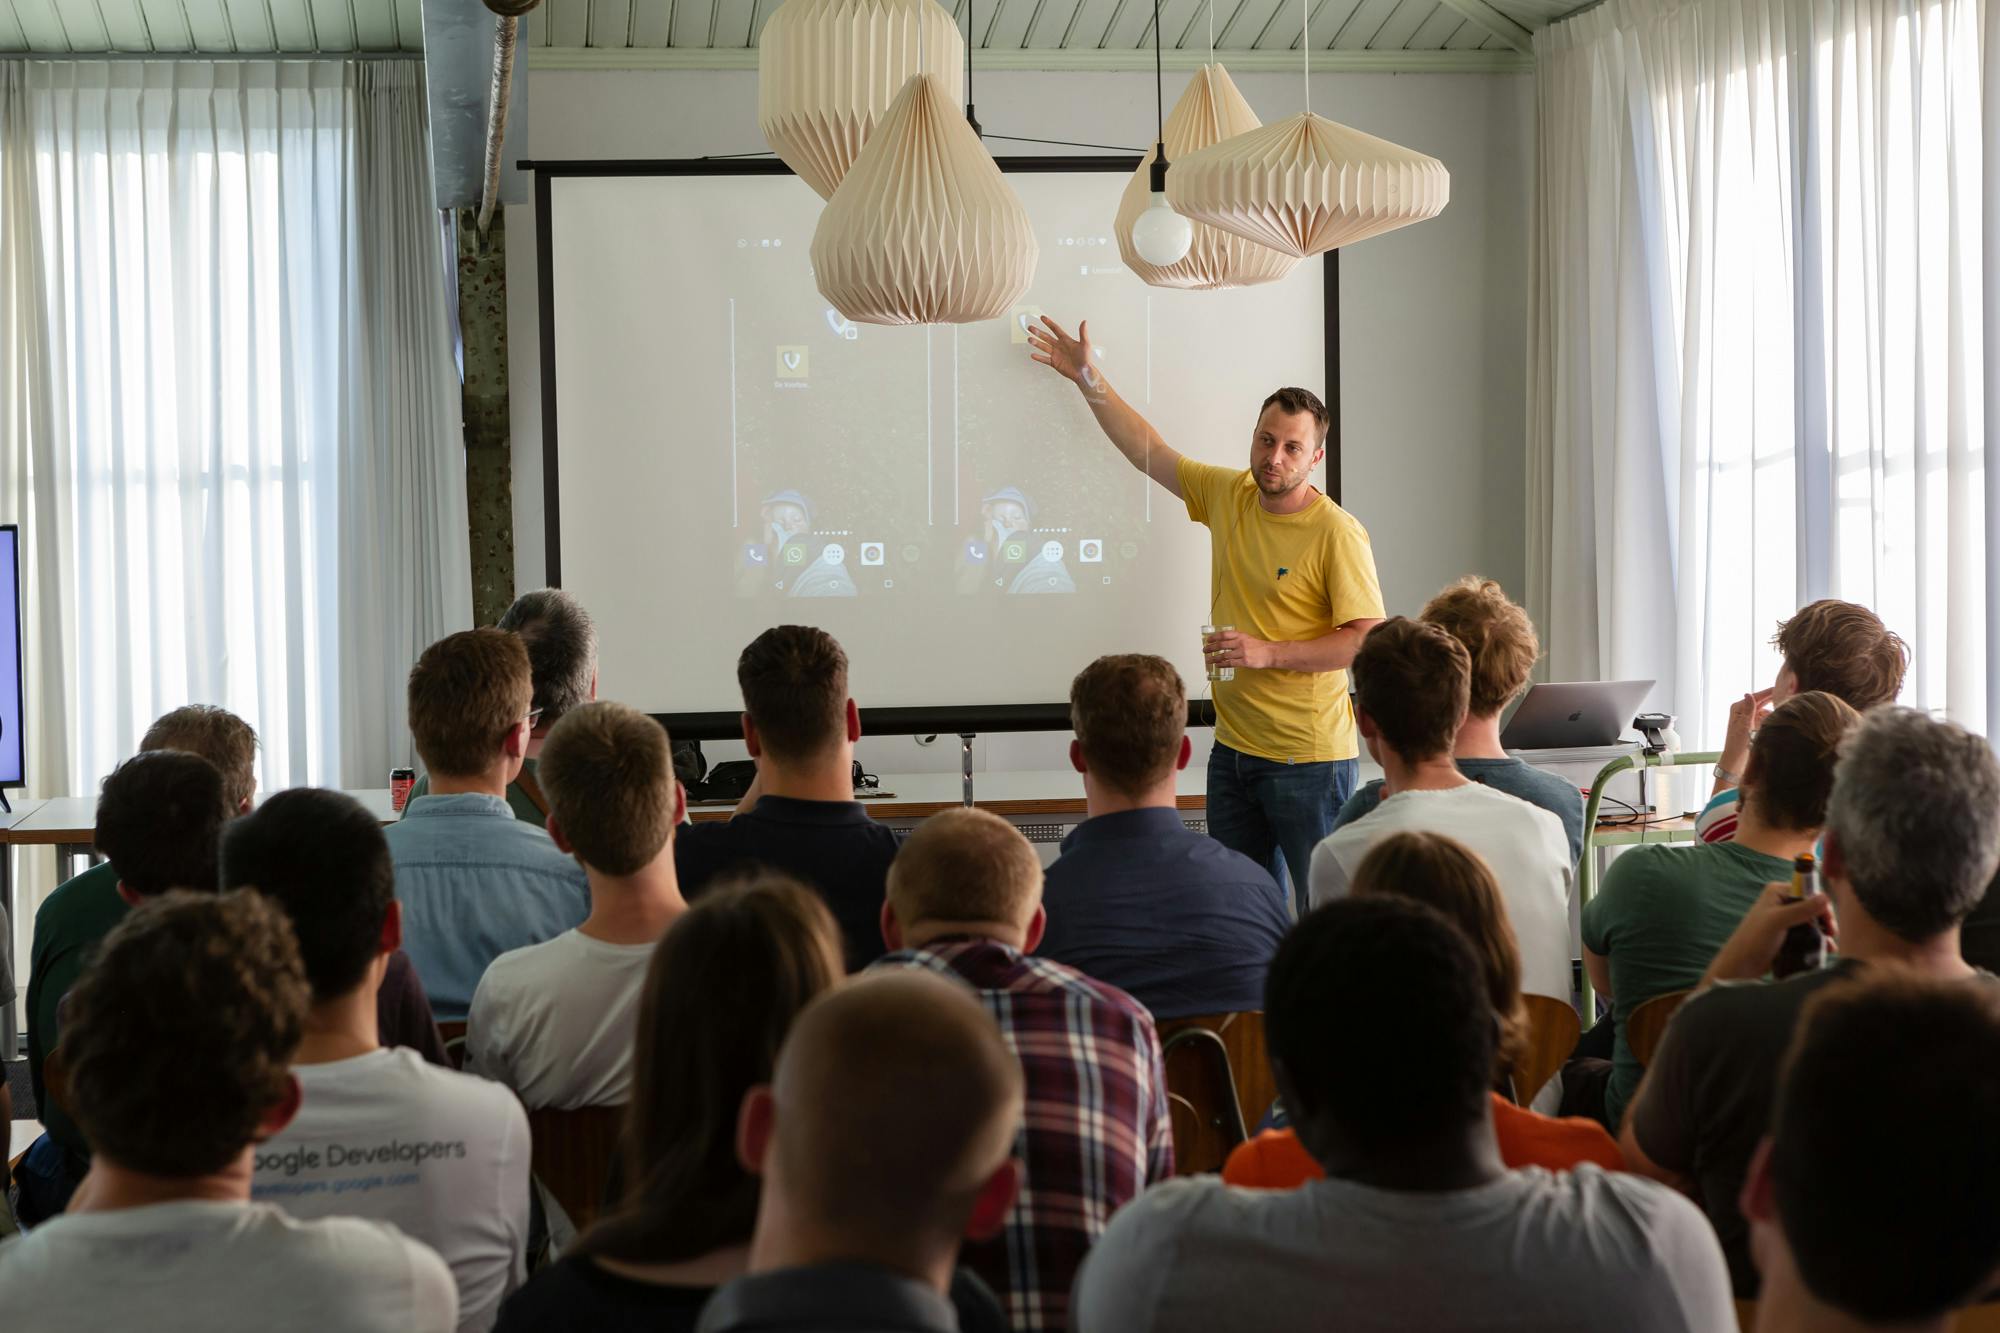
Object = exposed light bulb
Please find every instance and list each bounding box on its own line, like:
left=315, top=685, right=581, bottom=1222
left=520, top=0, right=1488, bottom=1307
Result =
left=1132, top=191, right=1195, bottom=267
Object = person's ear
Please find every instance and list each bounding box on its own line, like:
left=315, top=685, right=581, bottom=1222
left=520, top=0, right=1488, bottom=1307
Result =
left=845, top=698, right=861, bottom=744
left=965, top=1158, right=1022, bottom=1241
left=237, top=795, right=254, bottom=816
left=736, top=1085, right=776, bottom=1176
left=881, top=899, right=904, bottom=951
left=589, top=669, right=599, bottom=702
left=1068, top=739, right=1087, bottom=775
left=742, top=714, right=762, bottom=759
left=115, top=882, right=143, bottom=908
left=257, top=1073, right=305, bottom=1142
left=1740, top=1136, right=1778, bottom=1224
left=546, top=813, right=574, bottom=857
left=670, top=780, right=688, bottom=832
left=1820, top=829, right=1846, bottom=883
left=1176, top=734, right=1193, bottom=773
left=1356, top=707, right=1379, bottom=741
left=1023, top=903, right=1047, bottom=954
left=503, top=718, right=531, bottom=762
left=380, top=899, right=403, bottom=954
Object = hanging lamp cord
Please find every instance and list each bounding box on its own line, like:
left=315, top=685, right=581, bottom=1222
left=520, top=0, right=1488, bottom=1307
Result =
left=1149, top=0, right=1169, bottom=192
left=965, top=0, right=981, bottom=133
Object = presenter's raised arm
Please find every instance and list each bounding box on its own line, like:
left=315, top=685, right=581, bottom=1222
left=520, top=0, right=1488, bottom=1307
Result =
left=1027, top=315, right=1185, bottom=498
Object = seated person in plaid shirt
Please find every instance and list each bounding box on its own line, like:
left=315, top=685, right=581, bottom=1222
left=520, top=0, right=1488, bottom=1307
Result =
left=873, top=808, right=1174, bottom=1332
left=696, top=971, right=1022, bottom=1333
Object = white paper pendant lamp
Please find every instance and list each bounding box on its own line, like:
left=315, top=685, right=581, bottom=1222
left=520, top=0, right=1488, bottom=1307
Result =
left=812, top=73, right=1038, bottom=326
left=1116, top=64, right=1301, bottom=290
left=1165, top=111, right=1450, bottom=259
left=758, top=0, right=965, bottom=202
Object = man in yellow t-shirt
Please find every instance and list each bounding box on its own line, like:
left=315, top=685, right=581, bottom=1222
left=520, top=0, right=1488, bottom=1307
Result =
left=1028, top=316, right=1385, bottom=913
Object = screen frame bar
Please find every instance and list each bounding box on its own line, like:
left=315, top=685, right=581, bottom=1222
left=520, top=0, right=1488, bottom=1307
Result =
left=524, top=155, right=1339, bottom=739
left=0, top=523, right=21, bottom=788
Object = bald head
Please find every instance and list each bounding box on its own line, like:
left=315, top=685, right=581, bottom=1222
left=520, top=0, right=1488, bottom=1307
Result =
left=759, top=971, right=1022, bottom=1265
left=886, top=808, right=1044, bottom=940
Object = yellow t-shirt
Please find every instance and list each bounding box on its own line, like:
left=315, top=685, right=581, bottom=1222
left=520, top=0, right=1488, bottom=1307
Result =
left=1179, top=458, right=1385, bottom=763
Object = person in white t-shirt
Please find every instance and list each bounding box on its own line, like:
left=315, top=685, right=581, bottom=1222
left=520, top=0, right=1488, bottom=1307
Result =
left=1070, top=897, right=1733, bottom=1333
left=0, top=889, right=457, bottom=1333
left=225, top=789, right=531, bottom=1333
left=468, top=700, right=689, bottom=1110
left=1308, top=617, right=1574, bottom=1002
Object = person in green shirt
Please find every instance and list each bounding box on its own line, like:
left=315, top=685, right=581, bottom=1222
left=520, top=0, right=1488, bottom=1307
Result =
left=402, top=588, right=597, bottom=825
left=1576, top=691, right=1861, bottom=1131
left=19, top=746, right=237, bottom=1223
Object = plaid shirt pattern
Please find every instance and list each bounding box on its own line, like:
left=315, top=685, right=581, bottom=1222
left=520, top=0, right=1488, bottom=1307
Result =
left=875, top=938, right=1174, bottom=1332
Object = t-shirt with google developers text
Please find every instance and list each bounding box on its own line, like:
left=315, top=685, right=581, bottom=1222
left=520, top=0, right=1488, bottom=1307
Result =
left=251, top=1046, right=532, bottom=1333
left=1177, top=458, right=1384, bottom=764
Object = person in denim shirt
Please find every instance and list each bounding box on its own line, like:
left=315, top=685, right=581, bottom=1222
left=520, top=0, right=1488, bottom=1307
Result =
left=386, top=629, right=588, bottom=1021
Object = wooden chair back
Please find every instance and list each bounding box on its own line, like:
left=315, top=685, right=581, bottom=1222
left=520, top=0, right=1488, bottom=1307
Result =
left=1626, top=989, right=1693, bottom=1069
left=1159, top=1026, right=1246, bottom=1175
left=1156, top=1011, right=1275, bottom=1137
left=1510, top=995, right=1580, bottom=1106
left=526, top=1105, right=624, bottom=1234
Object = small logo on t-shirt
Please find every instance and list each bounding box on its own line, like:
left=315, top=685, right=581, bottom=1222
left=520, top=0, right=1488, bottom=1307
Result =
left=1277, top=567, right=1290, bottom=579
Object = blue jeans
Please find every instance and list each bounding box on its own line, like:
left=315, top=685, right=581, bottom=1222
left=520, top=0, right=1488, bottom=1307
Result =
left=1206, top=742, right=1358, bottom=918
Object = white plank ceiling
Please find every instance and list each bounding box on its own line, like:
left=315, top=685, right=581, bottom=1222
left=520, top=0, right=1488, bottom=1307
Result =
left=0, top=0, right=1553, bottom=64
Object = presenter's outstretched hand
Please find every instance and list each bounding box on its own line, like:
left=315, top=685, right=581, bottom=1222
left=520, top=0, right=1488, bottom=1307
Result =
left=1027, top=317, right=1105, bottom=396
left=1204, top=628, right=1276, bottom=671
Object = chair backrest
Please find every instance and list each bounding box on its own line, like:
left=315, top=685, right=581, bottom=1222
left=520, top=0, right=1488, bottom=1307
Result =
left=1510, top=995, right=1581, bottom=1106
left=526, top=1105, right=624, bottom=1233
left=1156, top=1011, right=1274, bottom=1136
left=436, top=1020, right=468, bottom=1071
left=1159, top=1026, right=1246, bottom=1175
left=1626, top=989, right=1693, bottom=1069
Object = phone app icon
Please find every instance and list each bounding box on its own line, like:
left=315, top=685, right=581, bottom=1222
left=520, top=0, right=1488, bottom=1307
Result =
left=820, top=543, right=846, bottom=565
left=776, top=345, right=809, bottom=377
left=1119, top=541, right=1139, bottom=559
left=1078, top=539, right=1103, bottom=563
left=824, top=309, right=859, bottom=340
left=859, top=542, right=885, bottom=566
left=784, top=545, right=806, bottom=565
left=1010, top=305, right=1043, bottom=345
left=901, top=543, right=922, bottom=563
left=1040, top=540, right=1064, bottom=562
left=1002, top=541, right=1027, bottom=563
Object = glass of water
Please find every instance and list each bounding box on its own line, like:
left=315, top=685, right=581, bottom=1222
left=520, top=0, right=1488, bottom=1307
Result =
left=1202, top=624, right=1236, bottom=683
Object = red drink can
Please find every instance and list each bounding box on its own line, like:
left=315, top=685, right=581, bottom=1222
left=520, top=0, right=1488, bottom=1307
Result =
left=390, top=767, right=416, bottom=813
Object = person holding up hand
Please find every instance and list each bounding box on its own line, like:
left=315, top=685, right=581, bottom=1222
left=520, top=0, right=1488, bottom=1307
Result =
left=1027, top=316, right=1384, bottom=914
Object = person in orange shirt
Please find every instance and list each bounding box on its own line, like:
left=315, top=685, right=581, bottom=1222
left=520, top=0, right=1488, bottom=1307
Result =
left=1224, top=830, right=1622, bottom=1188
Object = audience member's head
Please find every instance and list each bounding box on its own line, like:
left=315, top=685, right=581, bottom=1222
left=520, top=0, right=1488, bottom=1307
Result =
left=220, top=789, right=396, bottom=1005
left=497, top=588, right=598, bottom=739
left=1267, top=896, right=1495, bottom=1174
left=1821, top=708, right=2000, bottom=944
left=538, top=701, right=684, bottom=877
left=735, top=625, right=858, bottom=769
left=884, top=807, right=1045, bottom=953
left=1349, top=831, right=1527, bottom=1083
left=1738, top=691, right=1861, bottom=833
left=1068, top=654, right=1190, bottom=801
left=1771, top=600, right=1907, bottom=710
left=1745, top=972, right=2000, bottom=1327
left=1419, top=578, right=1539, bottom=720
left=741, top=970, right=1023, bottom=1282
left=63, top=889, right=308, bottom=1180
left=1352, top=617, right=1471, bottom=764
left=407, top=628, right=534, bottom=781
left=580, top=875, right=844, bottom=1265
left=94, top=750, right=232, bottom=901
left=140, top=704, right=259, bottom=813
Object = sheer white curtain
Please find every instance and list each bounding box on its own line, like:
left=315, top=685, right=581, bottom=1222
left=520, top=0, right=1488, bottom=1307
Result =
left=1527, top=0, right=1992, bottom=745
left=0, top=59, right=470, bottom=802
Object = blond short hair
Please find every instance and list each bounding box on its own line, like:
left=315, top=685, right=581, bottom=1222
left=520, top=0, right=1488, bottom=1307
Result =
left=1420, top=578, right=1541, bottom=719
left=407, top=629, right=533, bottom=779
left=141, top=705, right=259, bottom=811
left=539, top=702, right=678, bottom=875
left=888, top=808, right=1042, bottom=931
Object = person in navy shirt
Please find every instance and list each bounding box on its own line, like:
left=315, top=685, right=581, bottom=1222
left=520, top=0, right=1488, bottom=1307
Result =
left=1038, top=655, right=1290, bottom=1020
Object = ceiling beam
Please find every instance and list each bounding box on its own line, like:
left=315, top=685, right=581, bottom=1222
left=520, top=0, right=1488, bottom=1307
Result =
left=1423, top=0, right=1533, bottom=51
left=527, top=43, right=1531, bottom=70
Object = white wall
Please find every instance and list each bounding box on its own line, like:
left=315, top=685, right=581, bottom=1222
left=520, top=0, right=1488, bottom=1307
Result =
left=506, top=65, right=1533, bottom=772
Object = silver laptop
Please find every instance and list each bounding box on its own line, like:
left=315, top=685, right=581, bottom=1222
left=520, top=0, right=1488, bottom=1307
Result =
left=1500, top=680, right=1657, bottom=751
